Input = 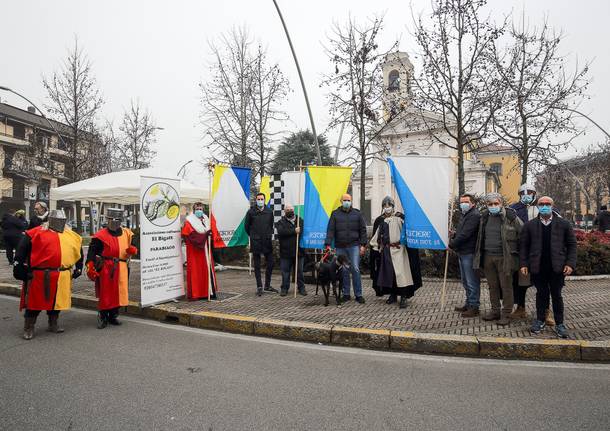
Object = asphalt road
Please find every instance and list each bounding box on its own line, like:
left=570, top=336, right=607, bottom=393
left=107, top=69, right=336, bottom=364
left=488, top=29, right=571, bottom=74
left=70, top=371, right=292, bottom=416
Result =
left=1, top=295, right=609, bottom=431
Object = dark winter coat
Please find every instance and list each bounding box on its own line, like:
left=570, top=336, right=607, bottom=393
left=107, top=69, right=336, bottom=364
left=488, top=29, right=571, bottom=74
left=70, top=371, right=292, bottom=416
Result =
left=594, top=210, right=610, bottom=232
left=510, top=201, right=561, bottom=224
left=449, top=206, right=480, bottom=255
left=520, top=216, right=577, bottom=275
left=28, top=213, right=48, bottom=230
left=275, top=216, right=304, bottom=259
left=1, top=213, right=27, bottom=239
left=325, top=207, right=367, bottom=248
left=473, top=207, right=523, bottom=277
left=244, top=206, right=274, bottom=254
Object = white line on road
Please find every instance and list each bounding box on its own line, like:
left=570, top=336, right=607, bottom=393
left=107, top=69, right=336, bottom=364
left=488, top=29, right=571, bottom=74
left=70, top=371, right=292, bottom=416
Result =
left=2, top=294, right=609, bottom=371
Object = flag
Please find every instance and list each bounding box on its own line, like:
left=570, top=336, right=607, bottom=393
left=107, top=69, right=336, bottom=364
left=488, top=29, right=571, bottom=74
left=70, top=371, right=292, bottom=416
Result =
left=211, top=165, right=251, bottom=248
left=259, top=175, right=272, bottom=207
left=300, top=166, right=352, bottom=249
left=281, top=171, right=305, bottom=218
left=388, top=156, right=453, bottom=250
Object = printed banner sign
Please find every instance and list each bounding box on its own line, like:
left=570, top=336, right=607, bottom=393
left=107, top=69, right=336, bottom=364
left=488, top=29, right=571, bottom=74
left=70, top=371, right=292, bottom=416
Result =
left=140, top=176, right=184, bottom=306
left=300, top=166, right=352, bottom=249
left=388, top=156, right=452, bottom=250
left=211, top=165, right=251, bottom=248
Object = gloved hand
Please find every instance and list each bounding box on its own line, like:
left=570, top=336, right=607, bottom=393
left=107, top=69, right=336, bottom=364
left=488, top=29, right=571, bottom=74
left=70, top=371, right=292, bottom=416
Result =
left=126, top=245, right=138, bottom=256
left=86, top=261, right=99, bottom=281
left=72, top=268, right=82, bottom=279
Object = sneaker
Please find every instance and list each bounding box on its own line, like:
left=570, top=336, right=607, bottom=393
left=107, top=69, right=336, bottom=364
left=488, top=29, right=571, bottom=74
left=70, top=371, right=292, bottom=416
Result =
left=454, top=305, right=468, bottom=312
left=530, top=319, right=546, bottom=334
left=461, top=307, right=480, bottom=318
left=108, top=317, right=122, bottom=326
left=97, top=314, right=107, bottom=329
left=264, top=286, right=278, bottom=293
left=256, top=287, right=263, bottom=297
left=482, top=312, right=501, bottom=321
left=356, top=296, right=366, bottom=304
left=280, top=289, right=288, bottom=297
left=555, top=323, right=569, bottom=339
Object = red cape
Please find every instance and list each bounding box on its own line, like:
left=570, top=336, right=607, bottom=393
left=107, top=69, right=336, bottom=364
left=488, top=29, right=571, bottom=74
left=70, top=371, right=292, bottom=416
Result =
left=181, top=219, right=217, bottom=300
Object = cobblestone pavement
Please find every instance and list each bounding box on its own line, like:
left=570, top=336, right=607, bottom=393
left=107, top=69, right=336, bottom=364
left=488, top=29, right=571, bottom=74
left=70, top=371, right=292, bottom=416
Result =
left=2, top=260, right=609, bottom=340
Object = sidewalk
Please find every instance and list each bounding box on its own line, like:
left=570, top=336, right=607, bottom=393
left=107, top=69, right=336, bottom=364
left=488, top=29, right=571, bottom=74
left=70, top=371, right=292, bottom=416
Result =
left=1, top=260, right=608, bottom=341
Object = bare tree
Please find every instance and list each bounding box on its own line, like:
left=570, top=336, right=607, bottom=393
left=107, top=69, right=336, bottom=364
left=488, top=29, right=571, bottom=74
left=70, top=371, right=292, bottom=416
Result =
left=412, top=0, right=503, bottom=195
left=200, top=27, right=255, bottom=169
left=113, top=100, right=158, bottom=170
left=43, top=36, right=104, bottom=231
left=249, top=44, right=290, bottom=179
left=491, top=18, right=590, bottom=183
left=321, top=15, right=400, bottom=211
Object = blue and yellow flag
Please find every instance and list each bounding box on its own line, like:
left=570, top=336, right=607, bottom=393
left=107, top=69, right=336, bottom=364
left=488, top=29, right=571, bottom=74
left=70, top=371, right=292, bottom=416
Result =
left=300, top=166, right=352, bottom=248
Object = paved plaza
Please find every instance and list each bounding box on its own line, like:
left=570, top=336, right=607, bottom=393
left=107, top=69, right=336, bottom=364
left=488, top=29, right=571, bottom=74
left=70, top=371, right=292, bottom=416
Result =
left=1, top=260, right=609, bottom=341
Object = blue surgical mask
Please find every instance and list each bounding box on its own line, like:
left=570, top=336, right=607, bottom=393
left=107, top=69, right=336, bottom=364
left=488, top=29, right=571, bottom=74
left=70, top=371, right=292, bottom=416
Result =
left=520, top=195, right=534, bottom=205
left=459, top=203, right=471, bottom=213
left=256, top=200, right=265, bottom=208
left=194, top=210, right=204, bottom=218
left=538, top=205, right=552, bottom=216
left=342, top=201, right=351, bottom=209
left=488, top=206, right=501, bottom=215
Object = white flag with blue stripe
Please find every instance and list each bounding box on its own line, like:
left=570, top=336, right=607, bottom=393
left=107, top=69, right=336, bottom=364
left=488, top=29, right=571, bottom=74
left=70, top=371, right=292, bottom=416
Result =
left=388, top=156, right=453, bottom=250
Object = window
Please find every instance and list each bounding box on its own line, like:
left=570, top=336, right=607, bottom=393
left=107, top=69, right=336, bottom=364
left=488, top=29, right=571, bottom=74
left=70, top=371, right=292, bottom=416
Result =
left=388, top=70, right=400, bottom=92
left=490, top=163, right=502, bottom=176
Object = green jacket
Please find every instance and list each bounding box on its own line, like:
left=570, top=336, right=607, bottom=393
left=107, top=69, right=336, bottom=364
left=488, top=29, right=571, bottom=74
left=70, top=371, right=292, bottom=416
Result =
left=473, top=207, right=523, bottom=277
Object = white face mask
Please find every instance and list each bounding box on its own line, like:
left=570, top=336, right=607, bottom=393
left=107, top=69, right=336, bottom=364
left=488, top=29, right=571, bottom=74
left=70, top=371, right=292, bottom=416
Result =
left=383, top=207, right=393, bottom=215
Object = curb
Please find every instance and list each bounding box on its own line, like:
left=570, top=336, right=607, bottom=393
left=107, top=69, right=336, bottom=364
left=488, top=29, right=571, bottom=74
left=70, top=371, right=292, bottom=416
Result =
left=1, top=283, right=608, bottom=362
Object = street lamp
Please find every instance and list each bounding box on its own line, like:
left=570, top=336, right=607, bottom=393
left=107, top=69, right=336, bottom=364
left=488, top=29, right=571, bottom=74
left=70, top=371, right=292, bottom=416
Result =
left=177, top=160, right=193, bottom=178
left=0, top=85, right=70, bottom=151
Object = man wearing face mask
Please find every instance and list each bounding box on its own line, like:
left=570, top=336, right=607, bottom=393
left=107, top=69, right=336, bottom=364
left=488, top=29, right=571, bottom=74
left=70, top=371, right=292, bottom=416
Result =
left=473, top=193, right=523, bottom=325
left=13, top=210, right=83, bottom=340
left=182, top=202, right=217, bottom=300
left=86, top=208, right=137, bottom=329
left=370, top=196, right=422, bottom=308
left=325, top=193, right=368, bottom=304
left=449, top=194, right=481, bottom=317
left=520, top=196, right=576, bottom=338
left=244, top=193, right=277, bottom=296
left=275, top=204, right=307, bottom=296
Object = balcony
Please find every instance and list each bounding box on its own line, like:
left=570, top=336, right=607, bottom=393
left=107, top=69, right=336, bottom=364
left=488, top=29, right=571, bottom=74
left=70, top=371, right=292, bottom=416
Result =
left=0, top=132, right=30, bottom=148
left=1, top=187, right=29, bottom=200
left=4, top=153, right=66, bottom=180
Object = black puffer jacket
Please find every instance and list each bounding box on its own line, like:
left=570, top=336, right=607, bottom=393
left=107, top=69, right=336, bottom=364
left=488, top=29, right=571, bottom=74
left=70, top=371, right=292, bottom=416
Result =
left=244, top=206, right=274, bottom=254
left=275, top=216, right=304, bottom=258
left=449, top=207, right=480, bottom=255
left=325, top=207, right=367, bottom=248
left=1, top=213, right=27, bottom=238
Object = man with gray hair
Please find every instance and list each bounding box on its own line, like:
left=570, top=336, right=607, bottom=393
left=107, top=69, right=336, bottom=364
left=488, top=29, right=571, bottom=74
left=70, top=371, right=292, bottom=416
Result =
left=28, top=201, right=49, bottom=229
left=473, top=193, right=523, bottom=325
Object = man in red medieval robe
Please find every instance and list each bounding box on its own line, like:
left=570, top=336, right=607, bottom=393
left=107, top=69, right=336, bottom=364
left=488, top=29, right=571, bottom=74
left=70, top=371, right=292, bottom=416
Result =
left=13, top=210, right=83, bottom=340
left=86, top=208, right=137, bottom=329
left=181, top=202, right=217, bottom=300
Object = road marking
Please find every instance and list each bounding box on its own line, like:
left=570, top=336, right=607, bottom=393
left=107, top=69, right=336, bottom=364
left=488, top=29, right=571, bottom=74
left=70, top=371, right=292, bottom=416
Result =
left=2, top=294, right=609, bottom=371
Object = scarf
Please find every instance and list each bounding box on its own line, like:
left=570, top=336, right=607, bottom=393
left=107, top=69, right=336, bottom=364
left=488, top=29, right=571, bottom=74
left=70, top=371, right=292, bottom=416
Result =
left=186, top=213, right=209, bottom=234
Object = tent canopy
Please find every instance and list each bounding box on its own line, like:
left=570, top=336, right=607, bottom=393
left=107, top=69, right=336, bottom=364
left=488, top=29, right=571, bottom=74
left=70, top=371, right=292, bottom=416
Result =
left=50, top=168, right=209, bottom=205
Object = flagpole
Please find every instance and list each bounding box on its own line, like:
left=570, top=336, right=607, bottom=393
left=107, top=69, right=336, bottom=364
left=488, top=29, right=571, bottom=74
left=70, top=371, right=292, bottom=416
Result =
left=440, top=157, right=458, bottom=311
left=207, top=163, right=214, bottom=302
left=293, top=161, right=304, bottom=298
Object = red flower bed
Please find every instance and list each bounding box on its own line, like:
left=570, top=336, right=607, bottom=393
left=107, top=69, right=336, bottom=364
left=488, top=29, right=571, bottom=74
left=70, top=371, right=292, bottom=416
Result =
left=574, top=230, right=610, bottom=275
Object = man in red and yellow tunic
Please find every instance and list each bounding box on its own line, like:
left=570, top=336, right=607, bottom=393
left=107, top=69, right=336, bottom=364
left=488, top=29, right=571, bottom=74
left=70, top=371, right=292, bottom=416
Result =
left=86, top=208, right=137, bottom=329
left=181, top=202, right=217, bottom=300
left=13, top=210, right=83, bottom=340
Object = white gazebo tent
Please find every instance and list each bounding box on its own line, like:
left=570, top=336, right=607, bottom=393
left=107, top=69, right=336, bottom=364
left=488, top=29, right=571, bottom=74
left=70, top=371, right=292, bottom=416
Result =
left=50, top=168, right=209, bottom=231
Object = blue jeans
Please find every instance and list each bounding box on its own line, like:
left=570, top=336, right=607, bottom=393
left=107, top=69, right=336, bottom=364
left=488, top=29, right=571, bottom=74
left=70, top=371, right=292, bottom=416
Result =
left=458, top=253, right=480, bottom=308
left=280, top=256, right=305, bottom=292
left=336, top=246, right=362, bottom=298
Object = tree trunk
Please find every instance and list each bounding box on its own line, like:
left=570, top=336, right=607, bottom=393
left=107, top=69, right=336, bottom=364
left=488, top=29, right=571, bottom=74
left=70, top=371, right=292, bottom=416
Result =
left=359, top=155, right=366, bottom=216
left=456, top=133, right=465, bottom=196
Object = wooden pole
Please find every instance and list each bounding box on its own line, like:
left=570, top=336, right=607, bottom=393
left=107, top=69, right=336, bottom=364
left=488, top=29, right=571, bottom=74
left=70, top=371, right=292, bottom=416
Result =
left=440, top=157, right=459, bottom=311
left=293, top=162, right=304, bottom=298
left=207, top=163, right=214, bottom=302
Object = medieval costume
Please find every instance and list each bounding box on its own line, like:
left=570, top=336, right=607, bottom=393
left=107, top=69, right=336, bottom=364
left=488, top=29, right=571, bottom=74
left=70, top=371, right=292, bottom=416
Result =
left=369, top=197, right=422, bottom=308
left=86, top=208, right=137, bottom=329
left=13, top=210, right=83, bottom=340
left=181, top=206, right=217, bottom=300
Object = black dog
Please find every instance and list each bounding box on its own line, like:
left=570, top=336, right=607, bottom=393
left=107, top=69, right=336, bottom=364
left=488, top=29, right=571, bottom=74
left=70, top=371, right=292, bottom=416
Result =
left=315, top=253, right=350, bottom=306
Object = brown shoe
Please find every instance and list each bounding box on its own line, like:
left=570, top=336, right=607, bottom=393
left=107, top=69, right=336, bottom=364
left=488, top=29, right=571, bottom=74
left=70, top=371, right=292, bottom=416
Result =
left=545, top=309, right=555, bottom=327
left=509, top=306, right=527, bottom=319
left=461, top=307, right=480, bottom=318
left=482, top=312, right=501, bottom=321
left=454, top=305, right=468, bottom=312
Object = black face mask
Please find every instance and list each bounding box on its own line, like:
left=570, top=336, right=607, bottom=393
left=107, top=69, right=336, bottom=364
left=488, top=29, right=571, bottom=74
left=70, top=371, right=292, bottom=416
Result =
left=285, top=211, right=295, bottom=218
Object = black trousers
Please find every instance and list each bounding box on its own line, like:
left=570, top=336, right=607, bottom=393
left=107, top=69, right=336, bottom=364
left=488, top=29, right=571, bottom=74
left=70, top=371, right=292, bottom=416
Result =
left=99, top=307, right=120, bottom=320
left=532, top=271, right=565, bottom=325
left=253, top=252, right=274, bottom=288
left=4, top=235, right=21, bottom=264
left=24, top=309, right=60, bottom=318
left=512, top=272, right=529, bottom=307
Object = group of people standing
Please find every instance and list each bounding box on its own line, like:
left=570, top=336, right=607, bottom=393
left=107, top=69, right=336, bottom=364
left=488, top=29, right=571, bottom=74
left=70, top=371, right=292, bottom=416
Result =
left=11, top=206, right=137, bottom=339
left=449, top=184, right=577, bottom=338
